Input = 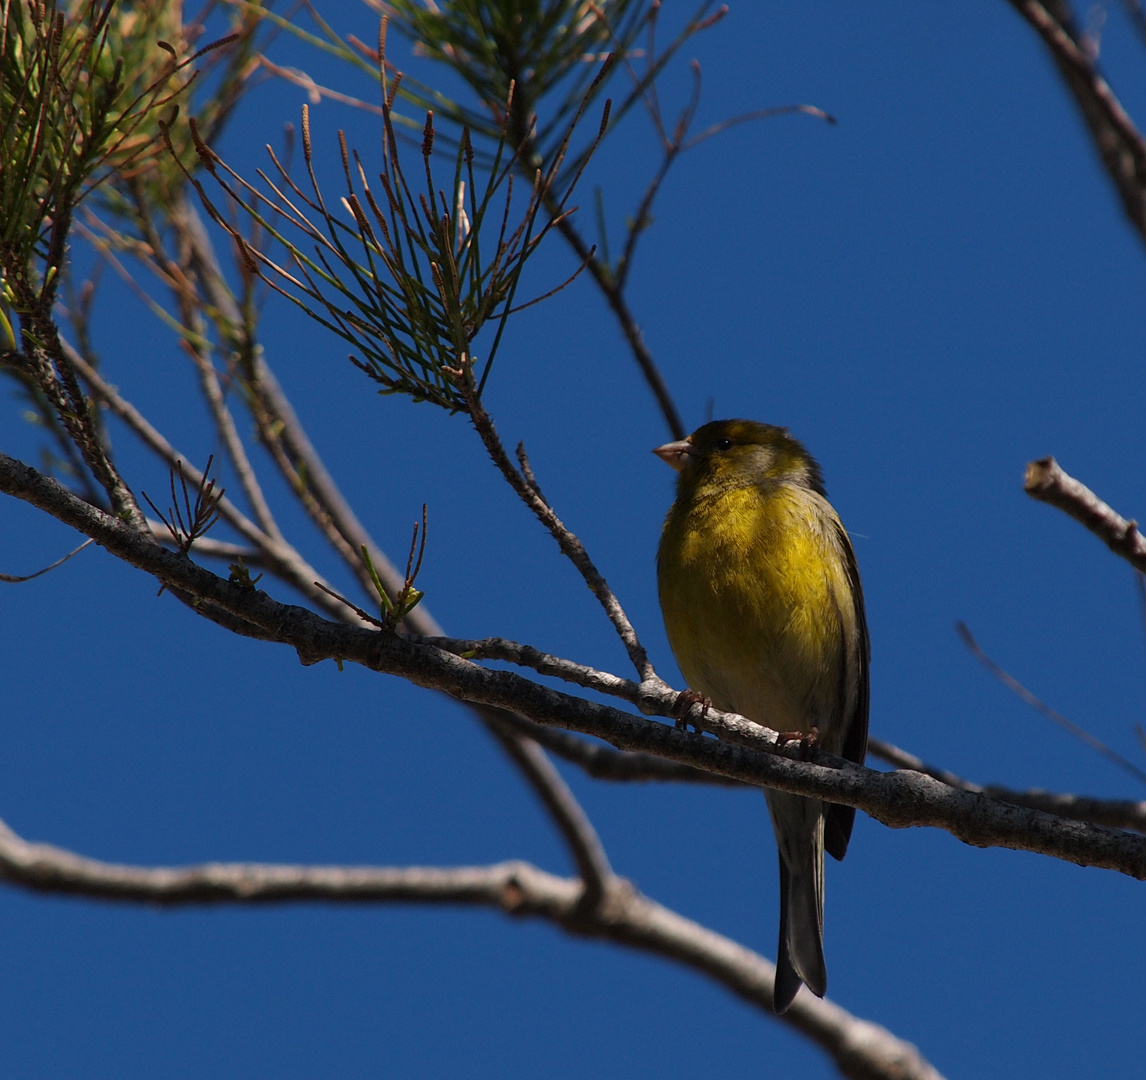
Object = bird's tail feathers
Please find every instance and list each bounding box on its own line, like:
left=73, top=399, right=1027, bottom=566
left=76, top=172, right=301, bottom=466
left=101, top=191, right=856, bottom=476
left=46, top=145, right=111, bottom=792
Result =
left=768, top=793, right=826, bottom=1013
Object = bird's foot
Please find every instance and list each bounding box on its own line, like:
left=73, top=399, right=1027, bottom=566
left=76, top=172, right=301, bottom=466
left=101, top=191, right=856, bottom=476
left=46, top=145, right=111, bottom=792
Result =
left=775, top=725, right=819, bottom=760
left=672, top=689, right=710, bottom=732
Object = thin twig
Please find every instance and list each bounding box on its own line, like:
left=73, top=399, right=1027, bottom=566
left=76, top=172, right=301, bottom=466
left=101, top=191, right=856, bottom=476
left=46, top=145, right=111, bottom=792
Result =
left=957, top=621, right=1146, bottom=786
left=409, top=632, right=648, bottom=702
left=515, top=443, right=550, bottom=507
left=16, top=308, right=145, bottom=529
left=614, top=134, right=677, bottom=293
left=616, top=91, right=832, bottom=293
left=313, top=581, right=385, bottom=628
left=507, top=88, right=685, bottom=437
left=0, top=538, right=94, bottom=582
left=552, top=213, right=685, bottom=440
left=866, top=738, right=978, bottom=792
left=684, top=104, right=836, bottom=150
left=448, top=362, right=659, bottom=684
left=146, top=524, right=265, bottom=566
left=188, top=343, right=284, bottom=540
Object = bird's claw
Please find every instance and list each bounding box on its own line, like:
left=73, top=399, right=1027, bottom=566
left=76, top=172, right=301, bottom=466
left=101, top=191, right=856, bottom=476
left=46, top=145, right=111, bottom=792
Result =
left=672, top=689, right=710, bottom=732
left=775, top=725, right=819, bottom=760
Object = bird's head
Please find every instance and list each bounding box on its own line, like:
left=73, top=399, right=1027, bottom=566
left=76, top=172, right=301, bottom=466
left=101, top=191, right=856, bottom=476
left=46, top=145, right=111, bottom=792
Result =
left=653, top=419, right=825, bottom=497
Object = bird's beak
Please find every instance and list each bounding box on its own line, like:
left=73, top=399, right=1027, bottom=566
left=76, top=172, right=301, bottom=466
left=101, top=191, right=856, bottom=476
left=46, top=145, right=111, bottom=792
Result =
left=653, top=439, right=694, bottom=473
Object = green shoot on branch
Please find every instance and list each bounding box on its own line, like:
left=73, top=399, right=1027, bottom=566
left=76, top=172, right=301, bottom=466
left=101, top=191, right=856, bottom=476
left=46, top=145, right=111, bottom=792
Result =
left=360, top=504, right=427, bottom=628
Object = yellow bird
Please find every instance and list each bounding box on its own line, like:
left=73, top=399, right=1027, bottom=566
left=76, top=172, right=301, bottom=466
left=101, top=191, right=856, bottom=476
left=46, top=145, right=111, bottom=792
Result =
left=654, top=419, right=869, bottom=1013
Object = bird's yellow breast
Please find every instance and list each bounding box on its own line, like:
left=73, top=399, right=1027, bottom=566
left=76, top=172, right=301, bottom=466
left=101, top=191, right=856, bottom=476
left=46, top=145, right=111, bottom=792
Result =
left=657, top=481, right=854, bottom=742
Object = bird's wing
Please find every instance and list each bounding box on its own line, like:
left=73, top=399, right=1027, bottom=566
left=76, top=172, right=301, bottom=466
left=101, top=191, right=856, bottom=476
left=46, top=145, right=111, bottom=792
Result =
left=824, top=518, right=870, bottom=862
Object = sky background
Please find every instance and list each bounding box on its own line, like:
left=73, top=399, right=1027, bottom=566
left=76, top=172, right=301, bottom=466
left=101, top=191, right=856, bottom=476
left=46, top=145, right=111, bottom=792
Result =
left=4, top=1, right=1146, bottom=1077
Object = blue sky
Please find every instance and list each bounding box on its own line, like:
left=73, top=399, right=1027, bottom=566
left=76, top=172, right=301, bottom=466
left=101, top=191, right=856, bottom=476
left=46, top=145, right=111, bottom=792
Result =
left=4, top=1, right=1146, bottom=1077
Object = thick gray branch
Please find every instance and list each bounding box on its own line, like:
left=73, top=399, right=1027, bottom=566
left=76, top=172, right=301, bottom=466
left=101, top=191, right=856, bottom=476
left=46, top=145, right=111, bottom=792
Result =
left=0, top=819, right=942, bottom=1080
left=4, top=453, right=1146, bottom=879
left=870, top=738, right=1146, bottom=833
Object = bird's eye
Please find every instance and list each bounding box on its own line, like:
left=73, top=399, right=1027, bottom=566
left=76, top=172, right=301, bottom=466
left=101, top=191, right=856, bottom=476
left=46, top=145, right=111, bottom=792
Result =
left=714, top=438, right=733, bottom=451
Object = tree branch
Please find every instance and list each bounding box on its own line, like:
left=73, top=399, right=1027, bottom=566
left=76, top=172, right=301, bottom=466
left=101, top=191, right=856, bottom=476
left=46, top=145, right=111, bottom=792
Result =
left=1005, top=0, right=1146, bottom=243
left=409, top=632, right=649, bottom=701
left=172, top=200, right=420, bottom=621
left=1025, top=456, right=1146, bottom=571
left=64, top=346, right=387, bottom=626
left=67, top=210, right=621, bottom=900
left=450, top=363, right=660, bottom=684
left=0, top=817, right=944, bottom=1080
left=469, top=708, right=745, bottom=786
left=68, top=218, right=619, bottom=911
left=14, top=308, right=145, bottom=528
left=6, top=452, right=1146, bottom=879
left=552, top=213, right=686, bottom=440
left=131, top=191, right=285, bottom=542
left=484, top=719, right=614, bottom=901
left=869, top=737, right=1146, bottom=833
